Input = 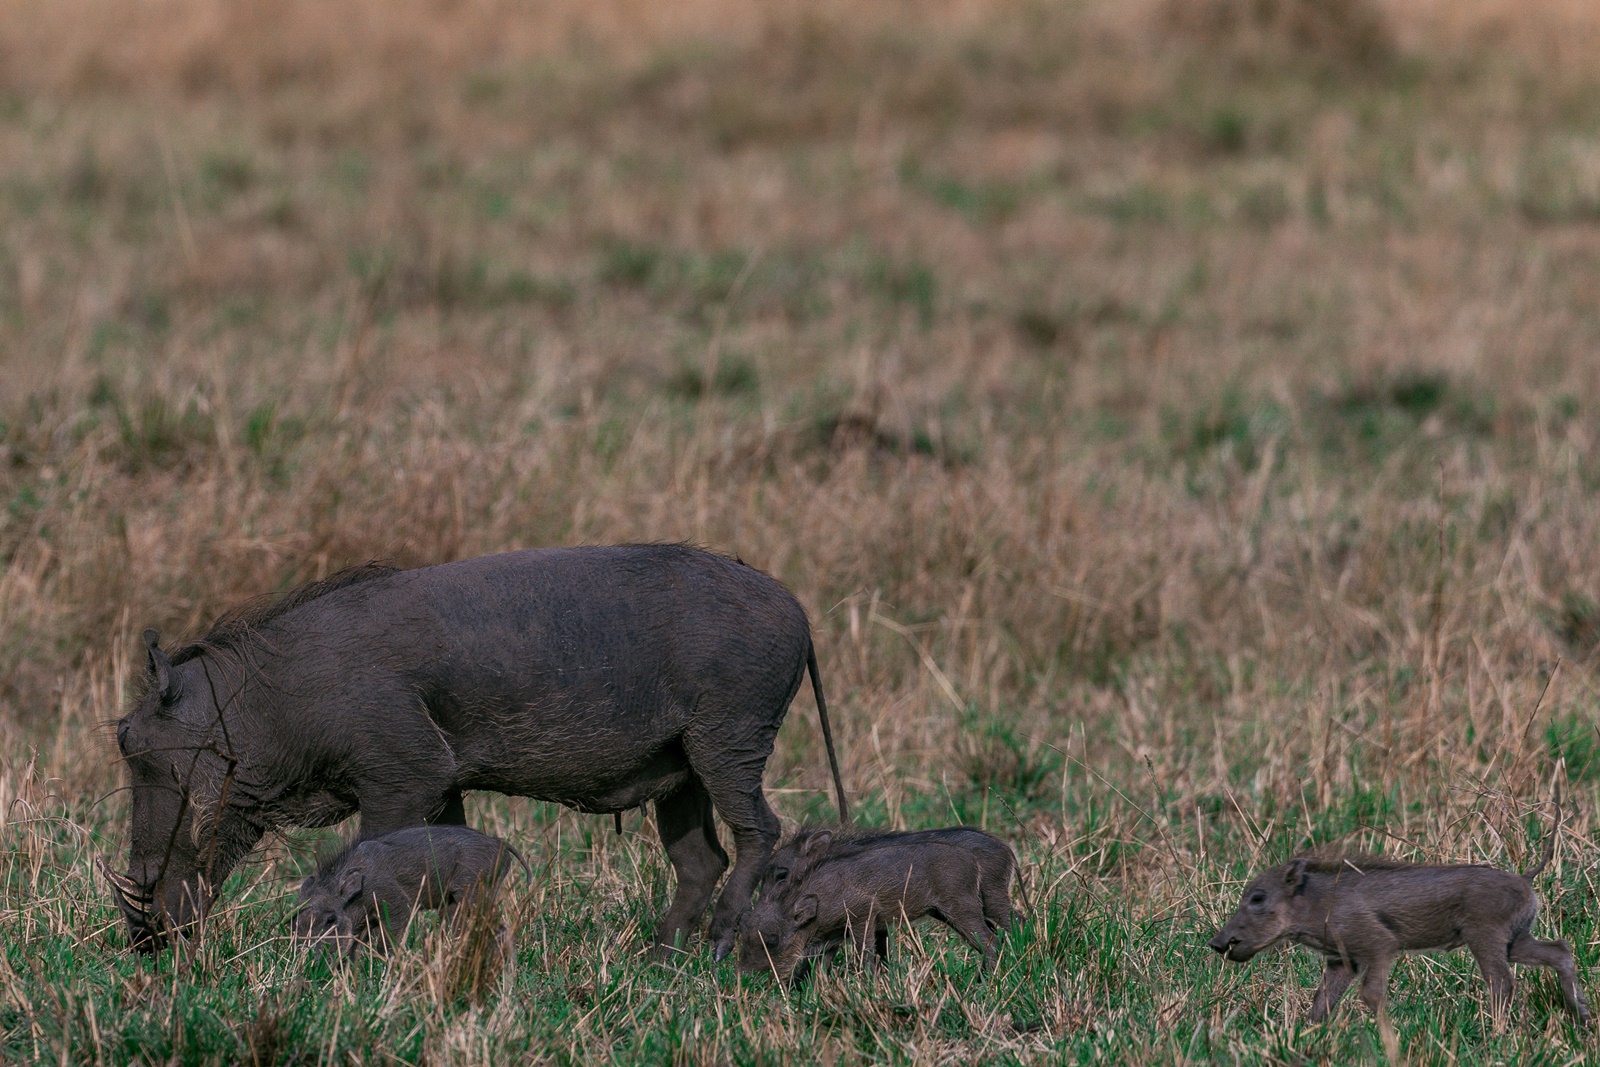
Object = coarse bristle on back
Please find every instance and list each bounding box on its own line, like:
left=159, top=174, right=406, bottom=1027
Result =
left=168, top=563, right=399, bottom=666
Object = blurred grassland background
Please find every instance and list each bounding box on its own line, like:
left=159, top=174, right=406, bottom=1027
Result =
left=7, top=0, right=1600, bottom=1062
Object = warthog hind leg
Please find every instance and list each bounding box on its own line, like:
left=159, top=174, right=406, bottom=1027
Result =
left=652, top=774, right=728, bottom=954
left=1508, top=932, right=1593, bottom=1026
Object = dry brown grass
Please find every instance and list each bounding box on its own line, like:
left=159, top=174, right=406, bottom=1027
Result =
left=6, top=0, right=1600, bottom=1062
left=4, top=0, right=1598, bottom=101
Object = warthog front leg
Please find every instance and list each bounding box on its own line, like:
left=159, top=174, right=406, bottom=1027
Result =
left=701, top=781, right=780, bottom=960
left=1357, top=954, right=1398, bottom=1017
left=1308, top=958, right=1357, bottom=1022
left=682, top=727, right=784, bottom=960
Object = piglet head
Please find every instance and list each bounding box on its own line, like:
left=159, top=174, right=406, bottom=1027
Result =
left=1209, top=858, right=1307, bottom=963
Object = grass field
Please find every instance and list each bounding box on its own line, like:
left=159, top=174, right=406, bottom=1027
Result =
left=7, top=0, right=1600, bottom=1061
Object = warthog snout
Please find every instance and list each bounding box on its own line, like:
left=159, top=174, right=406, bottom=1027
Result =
left=1207, top=931, right=1256, bottom=962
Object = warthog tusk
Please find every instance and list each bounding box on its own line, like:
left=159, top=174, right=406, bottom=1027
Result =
left=96, top=857, right=155, bottom=907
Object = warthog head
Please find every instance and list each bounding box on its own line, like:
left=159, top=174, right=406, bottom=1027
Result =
left=293, top=866, right=370, bottom=958
left=110, top=629, right=260, bottom=952
left=735, top=888, right=819, bottom=984
left=1208, top=859, right=1308, bottom=963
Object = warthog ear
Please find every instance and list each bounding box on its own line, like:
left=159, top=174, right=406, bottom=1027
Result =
left=800, top=831, right=832, bottom=858
left=1284, top=858, right=1309, bottom=894
left=143, top=629, right=176, bottom=705
left=336, top=866, right=366, bottom=905
left=297, top=875, right=316, bottom=902
left=791, top=895, right=819, bottom=926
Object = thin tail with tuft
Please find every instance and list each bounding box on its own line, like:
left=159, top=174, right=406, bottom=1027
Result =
left=806, top=644, right=851, bottom=825
left=502, top=842, right=533, bottom=883
left=1011, top=845, right=1035, bottom=919
left=1524, top=782, right=1562, bottom=880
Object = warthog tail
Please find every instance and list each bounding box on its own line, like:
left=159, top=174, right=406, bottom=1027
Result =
left=1524, top=782, right=1562, bottom=880
left=806, top=644, right=850, bottom=826
left=1010, top=845, right=1035, bottom=919
left=503, top=841, right=533, bottom=883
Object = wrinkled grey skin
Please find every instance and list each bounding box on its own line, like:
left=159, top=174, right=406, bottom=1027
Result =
left=110, top=545, right=850, bottom=958
left=737, top=827, right=1020, bottom=983
left=293, top=825, right=523, bottom=957
left=1208, top=809, right=1590, bottom=1026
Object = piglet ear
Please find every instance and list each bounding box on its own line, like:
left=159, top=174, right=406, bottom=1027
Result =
left=1283, top=858, right=1308, bottom=893
left=143, top=629, right=175, bottom=703
left=337, top=866, right=366, bottom=904
left=791, top=895, right=818, bottom=926
left=801, top=830, right=832, bottom=858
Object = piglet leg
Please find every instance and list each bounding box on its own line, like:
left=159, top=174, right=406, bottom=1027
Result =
left=941, top=900, right=1000, bottom=974
left=846, top=917, right=885, bottom=970
left=1467, top=935, right=1516, bottom=1028
left=1356, top=954, right=1397, bottom=1017
left=1509, top=933, right=1593, bottom=1027
left=1308, top=958, right=1357, bottom=1023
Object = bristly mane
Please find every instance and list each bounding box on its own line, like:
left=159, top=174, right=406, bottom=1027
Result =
left=169, top=562, right=399, bottom=665
left=1292, top=852, right=1426, bottom=874
left=312, top=835, right=365, bottom=878
left=783, top=826, right=987, bottom=850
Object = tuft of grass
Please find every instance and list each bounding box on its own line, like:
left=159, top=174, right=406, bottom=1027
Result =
left=955, top=709, right=1064, bottom=812
left=1159, top=0, right=1395, bottom=70
left=664, top=356, right=760, bottom=400
left=1089, top=184, right=1170, bottom=224
left=1204, top=106, right=1251, bottom=154
left=863, top=256, right=938, bottom=327
left=900, top=159, right=1025, bottom=225
left=1548, top=592, right=1600, bottom=659
left=598, top=238, right=663, bottom=288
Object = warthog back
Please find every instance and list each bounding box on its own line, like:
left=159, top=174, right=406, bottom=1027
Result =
left=760, top=826, right=1021, bottom=903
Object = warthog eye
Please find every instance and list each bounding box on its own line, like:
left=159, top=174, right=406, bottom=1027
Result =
left=116, top=720, right=130, bottom=756
left=772, top=867, right=788, bottom=882
left=1248, top=891, right=1266, bottom=906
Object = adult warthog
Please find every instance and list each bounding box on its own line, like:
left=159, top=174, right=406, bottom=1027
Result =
left=108, top=544, right=849, bottom=959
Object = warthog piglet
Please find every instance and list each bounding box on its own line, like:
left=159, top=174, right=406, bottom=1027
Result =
left=293, top=825, right=524, bottom=956
left=759, top=825, right=1020, bottom=898
left=739, top=826, right=1022, bottom=983
left=1208, top=801, right=1589, bottom=1026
